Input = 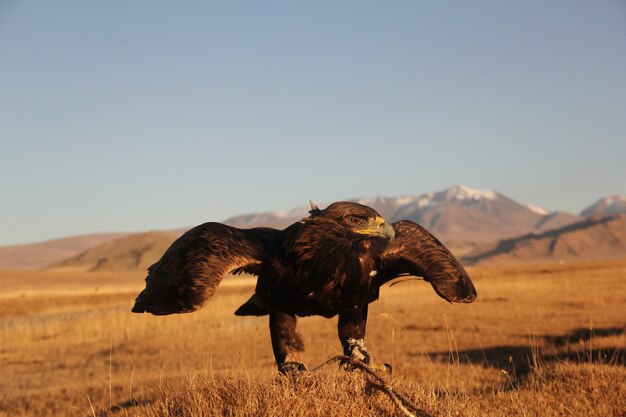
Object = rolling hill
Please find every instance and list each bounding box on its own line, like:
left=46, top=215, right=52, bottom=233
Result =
left=464, top=214, right=626, bottom=265
left=0, top=233, right=128, bottom=269
left=49, top=231, right=180, bottom=272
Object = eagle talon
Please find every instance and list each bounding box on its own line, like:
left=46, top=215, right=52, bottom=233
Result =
left=278, top=361, right=308, bottom=375
left=344, top=338, right=372, bottom=365
left=341, top=338, right=392, bottom=373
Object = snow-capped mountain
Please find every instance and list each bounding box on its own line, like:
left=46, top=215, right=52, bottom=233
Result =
left=392, top=185, right=501, bottom=220
left=580, top=195, right=626, bottom=217
left=388, top=185, right=581, bottom=244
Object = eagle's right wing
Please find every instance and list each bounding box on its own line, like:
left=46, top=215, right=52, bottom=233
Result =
left=131, top=223, right=277, bottom=315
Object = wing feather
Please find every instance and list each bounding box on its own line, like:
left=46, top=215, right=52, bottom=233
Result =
left=376, top=220, right=477, bottom=303
left=131, top=223, right=276, bottom=315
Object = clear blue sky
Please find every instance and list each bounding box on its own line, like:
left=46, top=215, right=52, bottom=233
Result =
left=1, top=1, right=625, bottom=246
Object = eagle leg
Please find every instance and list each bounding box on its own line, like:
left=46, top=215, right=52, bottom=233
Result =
left=338, top=304, right=371, bottom=364
left=269, top=311, right=306, bottom=374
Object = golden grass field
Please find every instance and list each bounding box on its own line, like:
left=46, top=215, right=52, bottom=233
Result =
left=1, top=259, right=625, bottom=416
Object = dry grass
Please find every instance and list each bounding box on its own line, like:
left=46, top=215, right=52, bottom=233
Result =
left=1, top=260, right=625, bottom=416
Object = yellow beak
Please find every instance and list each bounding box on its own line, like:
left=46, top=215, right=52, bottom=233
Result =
left=355, top=216, right=395, bottom=240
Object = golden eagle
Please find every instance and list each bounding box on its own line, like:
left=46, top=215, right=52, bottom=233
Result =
left=132, top=201, right=477, bottom=373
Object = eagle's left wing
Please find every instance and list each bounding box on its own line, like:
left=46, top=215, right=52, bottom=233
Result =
left=375, top=220, right=477, bottom=303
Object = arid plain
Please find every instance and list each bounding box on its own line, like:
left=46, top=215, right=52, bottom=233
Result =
left=1, top=259, right=625, bottom=417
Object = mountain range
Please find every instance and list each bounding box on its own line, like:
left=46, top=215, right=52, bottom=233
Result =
left=224, top=185, right=584, bottom=247
left=1, top=185, right=624, bottom=270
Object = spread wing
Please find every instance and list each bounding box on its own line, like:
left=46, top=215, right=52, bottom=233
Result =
left=376, top=220, right=477, bottom=303
left=131, top=223, right=277, bottom=315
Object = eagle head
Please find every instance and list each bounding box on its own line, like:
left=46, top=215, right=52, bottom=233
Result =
left=313, top=201, right=395, bottom=241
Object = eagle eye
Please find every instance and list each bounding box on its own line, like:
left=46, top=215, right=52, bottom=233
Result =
left=347, top=215, right=363, bottom=226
